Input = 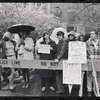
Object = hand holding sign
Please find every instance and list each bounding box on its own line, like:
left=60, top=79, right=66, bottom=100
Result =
left=38, top=44, right=50, bottom=54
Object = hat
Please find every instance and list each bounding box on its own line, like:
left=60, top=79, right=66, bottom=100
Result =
left=3, top=32, right=12, bottom=39
left=68, top=31, right=75, bottom=37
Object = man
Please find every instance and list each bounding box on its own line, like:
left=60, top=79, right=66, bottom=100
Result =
left=55, top=31, right=68, bottom=94
left=86, top=30, right=100, bottom=96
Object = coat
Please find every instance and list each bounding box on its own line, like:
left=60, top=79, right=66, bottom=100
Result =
left=56, top=38, right=68, bottom=61
left=0, top=39, right=6, bottom=59
left=23, top=37, right=34, bottom=60
left=86, top=38, right=100, bottom=71
left=17, top=37, right=34, bottom=60
left=86, top=38, right=100, bottom=59
left=38, top=38, right=57, bottom=78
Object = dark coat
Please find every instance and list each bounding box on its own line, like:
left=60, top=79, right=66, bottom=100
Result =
left=56, top=38, right=68, bottom=61
left=0, top=39, right=6, bottom=59
left=39, top=38, right=57, bottom=78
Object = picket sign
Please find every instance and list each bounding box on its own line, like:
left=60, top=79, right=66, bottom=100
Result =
left=79, top=71, right=85, bottom=97
left=68, top=84, right=73, bottom=94
left=0, top=59, right=99, bottom=96
left=92, top=62, right=100, bottom=97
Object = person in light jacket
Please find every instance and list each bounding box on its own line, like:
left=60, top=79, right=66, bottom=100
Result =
left=86, top=30, right=100, bottom=96
left=2, top=32, right=17, bottom=91
left=16, top=32, right=34, bottom=88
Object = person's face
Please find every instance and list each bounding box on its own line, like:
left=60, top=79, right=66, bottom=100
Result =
left=57, top=35, right=63, bottom=40
left=90, top=31, right=96, bottom=40
left=69, top=35, right=74, bottom=40
left=44, top=34, right=49, bottom=40
left=79, top=36, right=84, bottom=41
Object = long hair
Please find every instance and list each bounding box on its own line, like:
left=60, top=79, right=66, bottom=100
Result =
left=57, top=31, right=64, bottom=38
left=43, top=31, right=50, bottom=42
left=78, top=35, right=85, bottom=42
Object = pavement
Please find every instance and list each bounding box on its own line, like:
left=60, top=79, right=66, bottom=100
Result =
left=0, top=70, right=95, bottom=97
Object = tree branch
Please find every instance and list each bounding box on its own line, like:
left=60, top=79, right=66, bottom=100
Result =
left=75, top=3, right=96, bottom=18
left=15, top=3, right=22, bottom=23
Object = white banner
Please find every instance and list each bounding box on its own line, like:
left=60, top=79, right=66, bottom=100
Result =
left=38, top=44, right=50, bottom=54
left=68, top=41, right=87, bottom=63
left=63, top=61, right=82, bottom=85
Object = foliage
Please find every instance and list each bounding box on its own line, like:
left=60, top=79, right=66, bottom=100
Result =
left=0, top=3, right=59, bottom=37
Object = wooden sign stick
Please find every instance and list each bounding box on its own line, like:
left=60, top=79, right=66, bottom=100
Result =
left=68, top=84, right=73, bottom=94
left=92, top=62, right=100, bottom=96
left=79, top=71, right=85, bottom=97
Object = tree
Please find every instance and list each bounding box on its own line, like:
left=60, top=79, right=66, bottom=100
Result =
left=0, top=3, right=59, bottom=37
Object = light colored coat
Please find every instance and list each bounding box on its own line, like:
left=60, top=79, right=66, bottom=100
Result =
left=17, top=37, right=34, bottom=60
left=23, top=37, right=34, bottom=60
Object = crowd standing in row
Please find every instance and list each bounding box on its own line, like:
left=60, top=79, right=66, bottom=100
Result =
left=0, top=28, right=99, bottom=97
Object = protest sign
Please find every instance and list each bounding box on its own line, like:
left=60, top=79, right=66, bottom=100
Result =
left=38, top=44, right=50, bottom=54
left=63, top=61, right=82, bottom=85
left=68, top=41, right=87, bottom=63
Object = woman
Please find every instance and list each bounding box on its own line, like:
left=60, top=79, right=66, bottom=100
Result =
left=17, top=32, right=34, bottom=88
left=2, top=31, right=17, bottom=91
left=68, top=31, right=76, bottom=41
left=78, top=35, right=84, bottom=42
left=37, top=31, right=57, bottom=92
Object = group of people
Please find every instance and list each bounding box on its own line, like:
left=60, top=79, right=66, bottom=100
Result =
left=35, top=30, right=85, bottom=94
left=0, top=27, right=99, bottom=97
left=0, top=31, right=34, bottom=91
left=36, top=29, right=100, bottom=97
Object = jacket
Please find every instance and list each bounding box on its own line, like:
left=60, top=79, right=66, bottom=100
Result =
left=39, top=38, right=57, bottom=60
left=56, top=38, right=68, bottom=61
left=86, top=38, right=100, bottom=59
left=38, top=38, right=57, bottom=78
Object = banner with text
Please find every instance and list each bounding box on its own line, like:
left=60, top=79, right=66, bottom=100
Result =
left=38, top=44, right=50, bottom=54
left=63, top=61, right=82, bottom=85
left=68, top=41, right=87, bottom=64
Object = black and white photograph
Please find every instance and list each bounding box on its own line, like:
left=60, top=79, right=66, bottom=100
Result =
left=0, top=3, right=99, bottom=98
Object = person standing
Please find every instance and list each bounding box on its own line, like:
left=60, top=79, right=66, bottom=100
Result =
left=37, top=31, right=57, bottom=92
left=78, top=35, right=84, bottom=42
left=68, top=31, right=76, bottom=41
left=55, top=31, right=68, bottom=94
left=2, top=32, right=17, bottom=91
left=17, top=32, right=34, bottom=88
left=86, top=30, right=100, bottom=96
left=0, top=33, right=8, bottom=84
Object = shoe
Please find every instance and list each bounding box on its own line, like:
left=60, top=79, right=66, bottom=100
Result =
left=22, top=83, right=26, bottom=88
left=87, top=92, right=92, bottom=97
left=56, top=91, right=64, bottom=94
left=25, top=83, right=30, bottom=88
left=42, top=87, right=46, bottom=92
left=50, top=86, right=55, bottom=91
left=9, top=86, right=15, bottom=92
